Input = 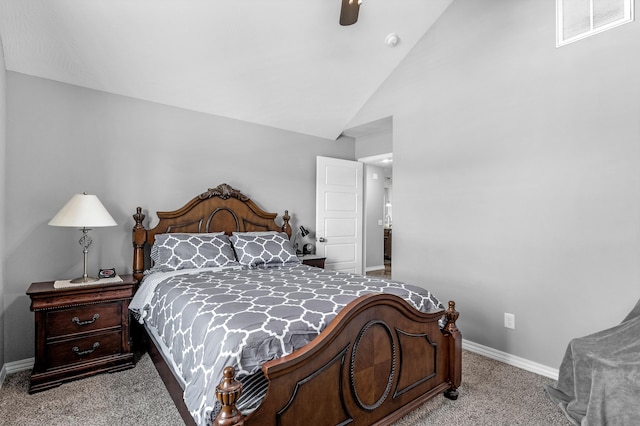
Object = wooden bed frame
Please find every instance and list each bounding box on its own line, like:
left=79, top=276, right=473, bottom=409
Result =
left=132, top=183, right=462, bottom=426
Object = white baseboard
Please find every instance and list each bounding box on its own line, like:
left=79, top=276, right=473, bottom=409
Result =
left=463, top=340, right=559, bottom=380
left=0, top=357, right=34, bottom=389
left=365, top=265, right=385, bottom=272
left=6, top=357, right=35, bottom=373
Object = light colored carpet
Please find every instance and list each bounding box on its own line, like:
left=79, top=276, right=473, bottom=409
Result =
left=0, top=353, right=183, bottom=425
left=0, top=350, right=568, bottom=425
left=393, top=350, right=568, bottom=425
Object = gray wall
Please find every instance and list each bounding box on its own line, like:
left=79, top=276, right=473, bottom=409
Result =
left=348, top=0, right=640, bottom=368
left=0, top=34, right=6, bottom=369
left=364, top=164, right=385, bottom=270
left=355, top=127, right=393, bottom=159
left=3, top=72, right=354, bottom=362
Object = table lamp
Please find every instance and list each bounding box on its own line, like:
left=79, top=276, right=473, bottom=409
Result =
left=292, top=226, right=316, bottom=255
left=292, top=225, right=309, bottom=256
left=48, top=193, right=117, bottom=283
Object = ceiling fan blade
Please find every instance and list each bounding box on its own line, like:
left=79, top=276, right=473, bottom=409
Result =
left=340, top=0, right=360, bottom=26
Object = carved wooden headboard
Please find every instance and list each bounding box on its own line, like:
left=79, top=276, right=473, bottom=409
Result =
left=132, top=183, right=291, bottom=281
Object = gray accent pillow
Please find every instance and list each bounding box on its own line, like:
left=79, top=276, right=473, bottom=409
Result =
left=151, top=233, right=237, bottom=272
left=230, top=232, right=300, bottom=267
left=151, top=232, right=225, bottom=262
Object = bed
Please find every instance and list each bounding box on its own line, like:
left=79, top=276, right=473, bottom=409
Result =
left=130, top=183, right=462, bottom=426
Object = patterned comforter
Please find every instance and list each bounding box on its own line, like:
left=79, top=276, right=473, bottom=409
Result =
left=130, top=264, right=444, bottom=426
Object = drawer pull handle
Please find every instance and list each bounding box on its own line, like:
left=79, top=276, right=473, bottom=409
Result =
left=72, top=314, right=100, bottom=326
left=72, top=342, right=100, bottom=356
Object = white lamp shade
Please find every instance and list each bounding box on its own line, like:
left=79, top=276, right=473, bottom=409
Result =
left=49, top=193, right=117, bottom=228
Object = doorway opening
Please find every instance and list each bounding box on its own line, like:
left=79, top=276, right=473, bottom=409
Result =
left=359, top=153, right=392, bottom=280
left=343, top=116, right=393, bottom=280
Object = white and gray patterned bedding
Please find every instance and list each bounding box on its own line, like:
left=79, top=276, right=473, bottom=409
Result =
left=130, top=263, right=444, bottom=426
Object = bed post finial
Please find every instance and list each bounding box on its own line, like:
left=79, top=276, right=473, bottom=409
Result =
left=444, top=300, right=459, bottom=333
left=213, top=366, right=244, bottom=426
left=282, top=210, right=292, bottom=238
left=132, top=207, right=147, bottom=282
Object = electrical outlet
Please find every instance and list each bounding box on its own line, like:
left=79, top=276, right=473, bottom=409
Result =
left=504, top=313, right=515, bottom=329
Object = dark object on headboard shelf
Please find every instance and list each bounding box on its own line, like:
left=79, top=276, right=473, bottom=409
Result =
left=132, top=183, right=291, bottom=282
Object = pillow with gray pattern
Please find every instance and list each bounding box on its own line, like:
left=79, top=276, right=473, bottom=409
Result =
left=150, top=232, right=225, bottom=262
left=150, top=233, right=236, bottom=272
left=230, top=232, right=300, bottom=267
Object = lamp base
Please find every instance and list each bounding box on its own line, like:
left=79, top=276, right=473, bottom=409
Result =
left=70, top=276, right=99, bottom=284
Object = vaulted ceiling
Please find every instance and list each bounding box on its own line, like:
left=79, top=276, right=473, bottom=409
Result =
left=0, top=1, right=452, bottom=140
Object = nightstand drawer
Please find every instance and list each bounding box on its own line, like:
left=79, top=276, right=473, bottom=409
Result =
left=47, top=330, right=123, bottom=369
left=46, top=302, right=122, bottom=339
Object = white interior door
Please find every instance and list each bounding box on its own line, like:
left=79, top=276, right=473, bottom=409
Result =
left=316, top=156, right=363, bottom=274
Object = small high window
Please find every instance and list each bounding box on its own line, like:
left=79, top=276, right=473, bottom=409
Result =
left=557, top=0, right=634, bottom=47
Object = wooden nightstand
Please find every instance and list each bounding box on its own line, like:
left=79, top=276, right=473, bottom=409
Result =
left=26, top=275, right=137, bottom=393
left=300, top=255, right=326, bottom=268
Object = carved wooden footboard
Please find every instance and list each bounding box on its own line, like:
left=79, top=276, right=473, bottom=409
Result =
left=214, top=295, right=462, bottom=426
left=132, top=184, right=462, bottom=426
